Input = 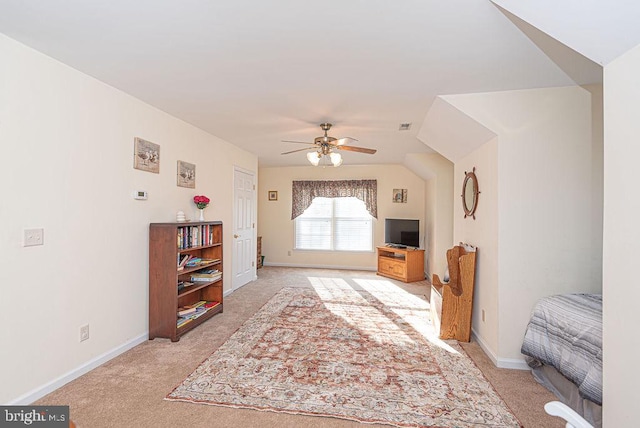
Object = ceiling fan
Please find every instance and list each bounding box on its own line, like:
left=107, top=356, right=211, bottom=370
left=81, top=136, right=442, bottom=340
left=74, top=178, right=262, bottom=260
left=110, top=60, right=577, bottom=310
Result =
left=281, top=123, right=377, bottom=166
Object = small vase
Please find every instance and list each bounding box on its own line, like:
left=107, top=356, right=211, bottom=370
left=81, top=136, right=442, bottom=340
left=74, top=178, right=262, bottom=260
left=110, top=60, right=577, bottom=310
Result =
left=199, top=209, right=205, bottom=221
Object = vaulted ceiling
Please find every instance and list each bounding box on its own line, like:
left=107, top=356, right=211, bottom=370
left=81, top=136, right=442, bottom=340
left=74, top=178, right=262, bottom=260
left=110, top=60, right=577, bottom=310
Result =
left=1, top=1, right=638, bottom=167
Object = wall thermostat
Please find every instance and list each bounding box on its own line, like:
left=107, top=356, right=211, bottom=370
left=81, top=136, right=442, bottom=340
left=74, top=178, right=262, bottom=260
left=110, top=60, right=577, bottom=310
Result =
left=133, top=190, right=148, bottom=200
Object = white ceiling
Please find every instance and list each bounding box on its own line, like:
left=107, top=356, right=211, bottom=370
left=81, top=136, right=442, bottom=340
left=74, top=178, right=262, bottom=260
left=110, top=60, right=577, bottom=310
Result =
left=491, top=0, right=640, bottom=66
left=1, top=1, right=636, bottom=167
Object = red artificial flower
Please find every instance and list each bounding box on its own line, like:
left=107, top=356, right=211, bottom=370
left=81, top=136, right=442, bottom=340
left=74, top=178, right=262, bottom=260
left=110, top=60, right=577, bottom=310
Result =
left=194, top=195, right=210, bottom=209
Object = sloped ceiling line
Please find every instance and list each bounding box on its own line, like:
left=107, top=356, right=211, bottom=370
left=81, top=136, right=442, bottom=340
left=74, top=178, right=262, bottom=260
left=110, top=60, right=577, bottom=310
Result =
left=490, top=0, right=640, bottom=66
left=417, top=96, right=497, bottom=163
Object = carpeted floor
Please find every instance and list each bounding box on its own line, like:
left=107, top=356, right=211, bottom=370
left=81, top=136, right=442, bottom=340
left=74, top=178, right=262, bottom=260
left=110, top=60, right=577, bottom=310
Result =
left=35, top=267, right=563, bottom=427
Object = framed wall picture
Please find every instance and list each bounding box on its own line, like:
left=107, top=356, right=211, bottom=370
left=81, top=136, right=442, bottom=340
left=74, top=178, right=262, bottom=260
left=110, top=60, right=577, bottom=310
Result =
left=133, top=137, right=160, bottom=173
left=268, top=191, right=278, bottom=201
left=177, top=160, right=196, bottom=188
left=393, top=188, right=407, bottom=203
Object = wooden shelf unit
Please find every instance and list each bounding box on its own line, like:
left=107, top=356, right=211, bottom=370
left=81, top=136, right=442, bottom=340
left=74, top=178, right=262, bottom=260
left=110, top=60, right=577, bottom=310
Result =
left=149, top=221, right=223, bottom=342
left=376, top=246, right=425, bottom=283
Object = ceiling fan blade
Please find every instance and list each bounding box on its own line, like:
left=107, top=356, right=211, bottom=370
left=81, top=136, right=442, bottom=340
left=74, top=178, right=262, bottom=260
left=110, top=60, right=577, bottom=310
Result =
left=337, top=145, right=377, bottom=154
left=282, top=140, right=315, bottom=145
left=281, top=147, right=317, bottom=155
left=332, top=137, right=358, bottom=146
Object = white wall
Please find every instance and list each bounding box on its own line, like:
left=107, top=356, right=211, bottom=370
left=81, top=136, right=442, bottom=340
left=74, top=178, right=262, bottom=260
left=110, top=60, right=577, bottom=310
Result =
left=404, top=153, right=454, bottom=280
left=602, top=42, right=640, bottom=426
left=454, top=138, right=500, bottom=357
left=0, top=35, right=257, bottom=403
left=443, top=86, right=600, bottom=362
left=257, top=165, right=425, bottom=269
left=583, top=83, right=604, bottom=287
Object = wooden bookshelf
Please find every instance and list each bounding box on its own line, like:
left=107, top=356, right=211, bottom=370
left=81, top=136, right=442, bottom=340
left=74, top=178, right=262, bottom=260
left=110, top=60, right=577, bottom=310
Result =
left=149, top=221, right=223, bottom=342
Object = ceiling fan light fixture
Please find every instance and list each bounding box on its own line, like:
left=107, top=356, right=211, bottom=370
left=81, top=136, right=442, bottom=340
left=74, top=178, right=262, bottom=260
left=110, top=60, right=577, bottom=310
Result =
left=283, top=123, right=375, bottom=166
left=307, top=151, right=321, bottom=166
left=329, top=151, right=342, bottom=167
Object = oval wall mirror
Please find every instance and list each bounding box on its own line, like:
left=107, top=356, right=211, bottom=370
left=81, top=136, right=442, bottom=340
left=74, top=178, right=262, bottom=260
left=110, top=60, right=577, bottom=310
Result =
left=462, top=167, right=479, bottom=219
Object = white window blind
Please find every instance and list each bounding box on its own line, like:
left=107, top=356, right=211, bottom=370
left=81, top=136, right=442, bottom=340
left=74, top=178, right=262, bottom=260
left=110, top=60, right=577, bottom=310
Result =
left=295, top=197, right=373, bottom=251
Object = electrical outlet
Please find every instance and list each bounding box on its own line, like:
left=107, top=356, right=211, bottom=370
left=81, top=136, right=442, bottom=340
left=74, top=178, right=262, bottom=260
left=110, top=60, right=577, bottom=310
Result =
left=287, top=251, right=291, bottom=256
left=23, top=228, right=44, bottom=247
left=482, top=309, right=486, bottom=322
left=80, top=324, right=90, bottom=342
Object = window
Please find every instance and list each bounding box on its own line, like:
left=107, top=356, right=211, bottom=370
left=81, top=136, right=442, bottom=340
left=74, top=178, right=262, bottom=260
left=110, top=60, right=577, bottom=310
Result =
left=295, top=197, right=373, bottom=251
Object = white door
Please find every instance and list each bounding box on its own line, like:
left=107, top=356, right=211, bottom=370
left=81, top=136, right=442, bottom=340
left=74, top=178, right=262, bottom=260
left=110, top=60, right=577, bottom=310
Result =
left=232, top=168, right=256, bottom=290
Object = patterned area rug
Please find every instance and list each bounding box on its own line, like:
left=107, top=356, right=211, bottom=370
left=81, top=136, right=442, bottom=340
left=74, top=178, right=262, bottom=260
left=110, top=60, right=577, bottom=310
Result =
left=167, top=282, right=521, bottom=427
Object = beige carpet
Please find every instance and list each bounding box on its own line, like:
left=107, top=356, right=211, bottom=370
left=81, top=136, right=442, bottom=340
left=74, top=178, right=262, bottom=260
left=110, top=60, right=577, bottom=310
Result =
left=35, top=267, right=563, bottom=427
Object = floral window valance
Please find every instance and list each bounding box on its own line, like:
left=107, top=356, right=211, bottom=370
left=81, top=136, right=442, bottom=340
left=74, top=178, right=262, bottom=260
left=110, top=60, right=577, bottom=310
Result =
left=291, top=179, right=378, bottom=219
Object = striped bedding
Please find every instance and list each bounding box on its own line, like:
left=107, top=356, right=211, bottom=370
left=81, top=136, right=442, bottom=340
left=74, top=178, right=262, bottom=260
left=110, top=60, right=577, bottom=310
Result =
left=520, top=293, right=602, bottom=405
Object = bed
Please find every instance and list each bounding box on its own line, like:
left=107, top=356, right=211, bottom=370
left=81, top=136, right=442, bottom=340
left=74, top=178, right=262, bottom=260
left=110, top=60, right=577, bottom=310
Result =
left=520, top=293, right=602, bottom=427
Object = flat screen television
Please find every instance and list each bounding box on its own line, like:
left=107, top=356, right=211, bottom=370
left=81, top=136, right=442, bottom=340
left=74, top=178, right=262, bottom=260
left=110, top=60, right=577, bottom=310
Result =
left=384, top=218, right=419, bottom=248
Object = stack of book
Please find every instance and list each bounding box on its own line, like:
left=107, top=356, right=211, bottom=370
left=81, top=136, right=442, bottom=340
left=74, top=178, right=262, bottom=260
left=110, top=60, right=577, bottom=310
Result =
left=191, top=269, right=222, bottom=282
left=184, top=257, right=202, bottom=267
left=176, top=300, right=221, bottom=327
left=178, top=255, right=220, bottom=270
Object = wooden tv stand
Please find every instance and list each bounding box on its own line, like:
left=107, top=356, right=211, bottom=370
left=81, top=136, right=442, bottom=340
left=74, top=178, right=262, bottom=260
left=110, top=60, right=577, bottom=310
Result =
left=376, top=246, right=425, bottom=283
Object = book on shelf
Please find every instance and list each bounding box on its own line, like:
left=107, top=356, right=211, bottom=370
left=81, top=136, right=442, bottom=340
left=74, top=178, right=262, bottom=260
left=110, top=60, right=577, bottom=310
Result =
left=191, top=269, right=219, bottom=277
left=177, top=307, right=197, bottom=316
left=177, top=317, right=193, bottom=328
left=181, top=258, right=218, bottom=268
left=178, top=306, right=207, bottom=320
left=177, top=281, right=195, bottom=291
left=184, top=257, right=202, bottom=267
left=191, top=276, right=221, bottom=282
left=192, top=307, right=208, bottom=318
left=177, top=254, right=192, bottom=270
left=185, top=300, right=207, bottom=309
left=191, top=272, right=222, bottom=282
left=176, top=301, right=221, bottom=327
left=176, top=223, right=218, bottom=250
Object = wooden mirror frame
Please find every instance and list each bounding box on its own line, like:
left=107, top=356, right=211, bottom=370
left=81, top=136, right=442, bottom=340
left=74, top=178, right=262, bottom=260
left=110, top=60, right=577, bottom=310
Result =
left=461, top=167, right=479, bottom=219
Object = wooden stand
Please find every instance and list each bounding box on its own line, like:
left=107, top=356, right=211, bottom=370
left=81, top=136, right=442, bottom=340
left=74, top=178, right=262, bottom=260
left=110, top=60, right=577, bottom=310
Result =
left=257, top=236, right=263, bottom=269
left=430, top=243, right=477, bottom=342
left=377, top=246, right=425, bottom=283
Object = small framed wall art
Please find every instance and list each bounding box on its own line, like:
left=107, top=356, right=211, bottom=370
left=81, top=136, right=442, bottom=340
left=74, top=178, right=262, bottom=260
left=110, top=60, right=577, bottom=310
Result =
left=177, top=160, right=196, bottom=188
left=133, top=137, right=160, bottom=173
left=393, top=188, right=407, bottom=203
left=268, top=191, right=278, bottom=201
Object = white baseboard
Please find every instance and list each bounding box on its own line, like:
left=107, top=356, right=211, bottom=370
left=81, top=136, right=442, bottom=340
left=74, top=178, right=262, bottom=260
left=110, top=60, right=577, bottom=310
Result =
left=262, top=262, right=377, bottom=271
left=8, top=333, right=148, bottom=405
left=497, top=357, right=530, bottom=370
left=471, top=329, right=529, bottom=370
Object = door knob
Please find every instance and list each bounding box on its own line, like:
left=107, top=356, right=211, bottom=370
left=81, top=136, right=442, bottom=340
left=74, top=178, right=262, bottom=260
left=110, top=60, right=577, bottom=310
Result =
left=234, top=234, right=239, bottom=238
